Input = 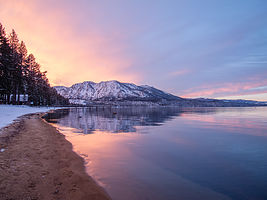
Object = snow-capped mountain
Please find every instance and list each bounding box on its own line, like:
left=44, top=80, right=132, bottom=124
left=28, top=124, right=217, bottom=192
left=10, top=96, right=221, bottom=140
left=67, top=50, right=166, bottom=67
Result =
left=54, top=81, right=267, bottom=106
left=54, top=80, right=181, bottom=104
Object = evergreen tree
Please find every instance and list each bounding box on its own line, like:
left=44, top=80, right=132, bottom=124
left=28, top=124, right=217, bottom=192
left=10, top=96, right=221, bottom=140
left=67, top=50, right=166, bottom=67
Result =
left=0, top=23, right=13, bottom=103
left=0, top=23, right=69, bottom=105
left=18, top=41, right=28, bottom=100
left=25, top=54, right=39, bottom=105
left=9, top=29, right=21, bottom=104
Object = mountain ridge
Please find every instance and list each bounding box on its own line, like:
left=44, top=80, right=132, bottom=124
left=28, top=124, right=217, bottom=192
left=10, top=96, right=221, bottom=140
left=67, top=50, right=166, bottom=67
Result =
left=54, top=80, right=267, bottom=106
left=54, top=80, right=182, bottom=105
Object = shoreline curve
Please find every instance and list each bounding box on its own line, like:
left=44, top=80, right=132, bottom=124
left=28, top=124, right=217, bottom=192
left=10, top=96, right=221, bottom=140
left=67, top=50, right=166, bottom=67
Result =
left=0, top=112, right=111, bottom=200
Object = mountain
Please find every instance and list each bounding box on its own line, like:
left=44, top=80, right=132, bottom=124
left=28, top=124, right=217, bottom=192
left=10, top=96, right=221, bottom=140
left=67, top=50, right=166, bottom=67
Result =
left=195, top=98, right=267, bottom=105
left=54, top=80, right=182, bottom=105
left=54, top=80, right=267, bottom=107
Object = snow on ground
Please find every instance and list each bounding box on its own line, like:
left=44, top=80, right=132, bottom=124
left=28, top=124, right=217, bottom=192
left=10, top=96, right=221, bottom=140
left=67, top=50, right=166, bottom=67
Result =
left=0, top=105, right=56, bottom=130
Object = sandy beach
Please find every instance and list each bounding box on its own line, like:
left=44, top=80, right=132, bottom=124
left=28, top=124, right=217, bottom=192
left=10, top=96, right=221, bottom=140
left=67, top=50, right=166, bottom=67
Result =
left=0, top=113, right=111, bottom=200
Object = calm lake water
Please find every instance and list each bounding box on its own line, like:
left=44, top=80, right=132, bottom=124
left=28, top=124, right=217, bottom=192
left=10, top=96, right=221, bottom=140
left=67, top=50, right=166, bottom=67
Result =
left=46, top=107, right=267, bottom=200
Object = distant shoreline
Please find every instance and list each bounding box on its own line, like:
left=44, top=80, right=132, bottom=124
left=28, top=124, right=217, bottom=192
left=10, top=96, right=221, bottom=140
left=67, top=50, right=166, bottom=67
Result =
left=0, top=112, right=111, bottom=200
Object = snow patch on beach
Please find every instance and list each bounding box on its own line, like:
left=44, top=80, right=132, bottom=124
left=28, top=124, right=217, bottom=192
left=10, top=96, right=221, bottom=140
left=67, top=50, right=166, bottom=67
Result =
left=0, top=105, right=55, bottom=130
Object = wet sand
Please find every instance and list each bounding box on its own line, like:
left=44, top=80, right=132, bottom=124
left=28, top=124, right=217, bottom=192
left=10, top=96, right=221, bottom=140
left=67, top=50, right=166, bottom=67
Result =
left=0, top=113, right=111, bottom=200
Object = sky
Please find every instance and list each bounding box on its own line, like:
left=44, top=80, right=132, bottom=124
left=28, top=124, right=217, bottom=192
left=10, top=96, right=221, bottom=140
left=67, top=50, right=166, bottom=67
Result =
left=0, top=0, right=267, bottom=100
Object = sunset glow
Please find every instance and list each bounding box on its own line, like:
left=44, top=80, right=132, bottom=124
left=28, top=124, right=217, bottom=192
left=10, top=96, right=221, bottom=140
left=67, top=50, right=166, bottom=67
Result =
left=1, top=0, right=266, bottom=100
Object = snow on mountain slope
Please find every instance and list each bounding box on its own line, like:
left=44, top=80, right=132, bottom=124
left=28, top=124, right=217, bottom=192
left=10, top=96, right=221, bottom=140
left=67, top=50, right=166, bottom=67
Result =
left=54, top=80, right=181, bottom=103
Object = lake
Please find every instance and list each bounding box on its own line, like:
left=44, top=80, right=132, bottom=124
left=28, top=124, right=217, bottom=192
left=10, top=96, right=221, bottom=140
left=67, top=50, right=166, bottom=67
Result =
left=45, top=106, right=267, bottom=200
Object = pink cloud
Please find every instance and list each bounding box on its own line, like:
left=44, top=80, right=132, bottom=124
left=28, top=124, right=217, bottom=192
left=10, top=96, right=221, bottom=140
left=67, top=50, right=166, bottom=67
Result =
left=169, top=69, right=191, bottom=77
left=181, top=80, right=267, bottom=98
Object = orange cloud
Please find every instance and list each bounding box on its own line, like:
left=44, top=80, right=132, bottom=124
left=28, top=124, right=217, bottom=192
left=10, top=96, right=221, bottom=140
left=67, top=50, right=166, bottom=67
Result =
left=0, top=0, right=140, bottom=86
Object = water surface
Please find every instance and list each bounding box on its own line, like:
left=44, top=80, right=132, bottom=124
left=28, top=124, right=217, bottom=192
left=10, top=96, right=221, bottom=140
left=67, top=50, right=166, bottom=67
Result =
left=46, top=107, right=267, bottom=200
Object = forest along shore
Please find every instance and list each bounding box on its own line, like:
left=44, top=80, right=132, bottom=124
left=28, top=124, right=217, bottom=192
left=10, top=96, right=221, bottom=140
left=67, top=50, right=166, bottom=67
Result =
left=0, top=113, right=111, bottom=200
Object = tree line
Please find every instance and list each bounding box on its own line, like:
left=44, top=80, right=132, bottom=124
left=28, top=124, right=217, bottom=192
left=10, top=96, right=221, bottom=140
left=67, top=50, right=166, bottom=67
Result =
left=0, top=23, right=69, bottom=105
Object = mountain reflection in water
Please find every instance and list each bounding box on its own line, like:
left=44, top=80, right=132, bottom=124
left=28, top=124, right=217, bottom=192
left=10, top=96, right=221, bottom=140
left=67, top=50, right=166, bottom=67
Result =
left=44, top=107, right=267, bottom=200
left=45, top=107, right=216, bottom=134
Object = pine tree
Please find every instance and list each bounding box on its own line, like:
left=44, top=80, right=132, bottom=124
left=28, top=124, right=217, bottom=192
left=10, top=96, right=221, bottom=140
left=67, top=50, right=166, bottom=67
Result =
left=18, top=41, right=28, bottom=101
left=9, top=29, right=21, bottom=104
left=0, top=23, right=13, bottom=103
left=25, top=54, right=37, bottom=105
left=0, top=23, right=5, bottom=102
left=0, top=23, right=69, bottom=105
